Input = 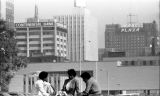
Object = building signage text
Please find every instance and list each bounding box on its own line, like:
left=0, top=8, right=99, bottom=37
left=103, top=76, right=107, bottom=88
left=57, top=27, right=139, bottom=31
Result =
left=121, top=24, right=143, bottom=32
left=15, top=22, right=55, bottom=27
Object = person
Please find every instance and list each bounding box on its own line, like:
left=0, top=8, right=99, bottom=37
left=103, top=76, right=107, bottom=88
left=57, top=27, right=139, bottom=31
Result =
left=33, top=71, right=55, bottom=96
left=80, top=72, right=101, bottom=96
left=44, top=81, right=56, bottom=96
left=62, top=69, right=80, bottom=96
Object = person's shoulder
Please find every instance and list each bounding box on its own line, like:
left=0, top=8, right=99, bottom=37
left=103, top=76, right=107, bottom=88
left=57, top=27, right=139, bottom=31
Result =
left=64, top=78, right=70, bottom=82
left=35, top=80, right=43, bottom=84
left=89, top=77, right=96, bottom=82
left=72, top=77, right=79, bottom=82
left=44, top=81, right=51, bottom=86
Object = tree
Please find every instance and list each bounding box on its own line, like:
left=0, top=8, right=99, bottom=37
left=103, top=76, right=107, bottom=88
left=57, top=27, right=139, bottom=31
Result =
left=0, top=20, right=28, bottom=91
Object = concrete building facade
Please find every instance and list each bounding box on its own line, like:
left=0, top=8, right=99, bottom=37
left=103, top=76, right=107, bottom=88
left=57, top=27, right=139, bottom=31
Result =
left=52, top=9, right=98, bottom=62
left=0, top=0, right=14, bottom=29
left=15, top=22, right=67, bottom=62
left=105, top=21, right=159, bottom=57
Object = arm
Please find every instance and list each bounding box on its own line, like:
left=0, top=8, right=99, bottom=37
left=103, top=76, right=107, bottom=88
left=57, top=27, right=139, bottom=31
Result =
left=37, top=81, right=49, bottom=96
left=84, top=80, right=92, bottom=94
left=48, top=84, right=56, bottom=95
left=75, top=79, right=80, bottom=93
left=62, top=79, right=67, bottom=91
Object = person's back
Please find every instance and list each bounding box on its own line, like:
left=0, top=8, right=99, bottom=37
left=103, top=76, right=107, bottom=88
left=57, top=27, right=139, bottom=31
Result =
left=33, top=71, right=50, bottom=96
left=81, top=72, right=101, bottom=96
left=44, top=81, right=55, bottom=95
left=87, top=78, right=101, bottom=95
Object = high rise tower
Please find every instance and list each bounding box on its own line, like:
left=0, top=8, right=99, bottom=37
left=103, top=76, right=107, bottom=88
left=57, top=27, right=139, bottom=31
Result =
left=53, top=9, right=98, bottom=62
left=27, top=0, right=39, bottom=22
left=0, top=0, right=14, bottom=29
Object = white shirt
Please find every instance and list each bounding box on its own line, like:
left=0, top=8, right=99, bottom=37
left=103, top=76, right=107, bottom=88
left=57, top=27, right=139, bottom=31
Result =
left=43, top=81, right=54, bottom=95
left=34, top=80, right=49, bottom=96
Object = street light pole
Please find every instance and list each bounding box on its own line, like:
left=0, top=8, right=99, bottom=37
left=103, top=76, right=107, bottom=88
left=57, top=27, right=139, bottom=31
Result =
left=107, top=71, right=109, bottom=96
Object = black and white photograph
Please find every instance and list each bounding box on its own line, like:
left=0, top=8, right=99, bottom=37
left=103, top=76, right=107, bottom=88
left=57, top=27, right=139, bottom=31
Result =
left=0, top=0, right=159, bottom=96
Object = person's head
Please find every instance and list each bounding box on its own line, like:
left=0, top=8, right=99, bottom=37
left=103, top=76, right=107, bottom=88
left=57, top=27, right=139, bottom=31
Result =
left=81, top=72, right=91, bottom=83
left=67, top=69, right=76, bottom=79
left=38, top=71, right=48, bottom=81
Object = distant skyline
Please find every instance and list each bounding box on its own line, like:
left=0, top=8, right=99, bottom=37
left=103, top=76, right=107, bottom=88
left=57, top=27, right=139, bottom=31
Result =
left=14, top=0, right=159, bottom=48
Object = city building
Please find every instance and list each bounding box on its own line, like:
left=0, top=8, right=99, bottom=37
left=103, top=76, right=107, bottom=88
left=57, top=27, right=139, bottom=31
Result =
left=24, top=2, right=98, bottom=62
left=105, top=21, right=159, bottom=57
left=15, top=21, right=67, bottom=62
left=52, top=9, right=98, bottom=62
left=0, top=0, right=14, bottom=29
left=9, top=58, right=159, bottom=95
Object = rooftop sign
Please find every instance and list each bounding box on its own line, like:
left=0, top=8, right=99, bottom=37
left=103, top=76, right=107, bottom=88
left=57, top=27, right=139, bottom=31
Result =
left=15, top=22, right=67, bottom=28
left=121, top=24, right=143, bottom=32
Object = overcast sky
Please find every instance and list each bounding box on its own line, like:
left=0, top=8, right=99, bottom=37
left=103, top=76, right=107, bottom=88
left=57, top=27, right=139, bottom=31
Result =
left=14, top=0, right=159, bottom=48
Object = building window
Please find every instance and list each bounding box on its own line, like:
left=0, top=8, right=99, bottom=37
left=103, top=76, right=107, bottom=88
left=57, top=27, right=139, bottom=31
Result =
left=16, top=32, right=27, bottom=36
left=29, top=32, right=40, bottom=35
left=16, top=28, right=27, bottom=31
left=131, top=61, right=135, bottom=66
left=143, top=61, right=146, bottom=66
left=60, top=33, right=63, bottom=36
left=57, top=31, right=59, bottom=35
left=64, top=34, right=66, bottom=37
left=29, top=38, right=40, bottom=41
left=43, top=38, right=54, bottom=41
left=43, top=27, right=54, bottom=30
left=29, top=27, right=41, bottom=31
left=17, top=44, right=27, bottom=47
left=150, top=61, right=153, bottom=65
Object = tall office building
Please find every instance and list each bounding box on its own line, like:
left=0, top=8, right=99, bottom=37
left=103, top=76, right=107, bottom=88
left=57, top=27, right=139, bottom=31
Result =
left=15, top=22, right=67, bottom=62
left=105, top=21, right=158, bottom=57
left=0, top=0, right=14, bottom=29
left=53, top=9, right=98, bottom=62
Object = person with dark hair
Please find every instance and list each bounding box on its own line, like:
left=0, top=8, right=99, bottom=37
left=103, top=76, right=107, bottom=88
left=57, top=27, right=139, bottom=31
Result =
left=33, top=71, right=55, bottom=96
left=81, top=72, right=101, bottom=96
left=62, top=69, right=80, bottom=96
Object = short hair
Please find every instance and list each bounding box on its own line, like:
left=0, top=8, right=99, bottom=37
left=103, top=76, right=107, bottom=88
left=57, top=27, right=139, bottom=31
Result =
left=81, top=72, right=91, bottom=80
left=39, top=71, right=48, bottom=80
left=67, top=69, right=76, bottom=77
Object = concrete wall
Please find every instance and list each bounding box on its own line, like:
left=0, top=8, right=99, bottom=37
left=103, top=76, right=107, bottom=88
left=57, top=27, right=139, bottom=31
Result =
left=10, top=61, right=159, bottom=92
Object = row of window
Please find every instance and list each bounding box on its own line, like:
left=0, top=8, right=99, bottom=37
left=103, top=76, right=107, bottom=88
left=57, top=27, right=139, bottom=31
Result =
left=17, top=38, right=54, bottom=41
left=16, top=32, right=54, bottom=36
left=57, top=44, right=66, bottom=48
left=16, top=27, right=55, bottom=31
left=121, top=60, right=159, bottom=66
left=57, top=38, right=67, bottom=43
left=57, top=31, right=67, bottom=37
left=18, top=43, right=55, bottom=47
left=57, top=50, right=67, bottom=55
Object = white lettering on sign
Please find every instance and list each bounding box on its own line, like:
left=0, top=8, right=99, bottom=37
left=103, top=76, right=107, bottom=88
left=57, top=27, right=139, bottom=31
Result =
left=43, top=22, right=54, bottom=26
left=121, top=24, right=143, bottom=28
left=15, top=22, right=55, bottom=27
left=121, top=23, right=143, bottom=32
left=121, top=28, right=140, bottom=32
